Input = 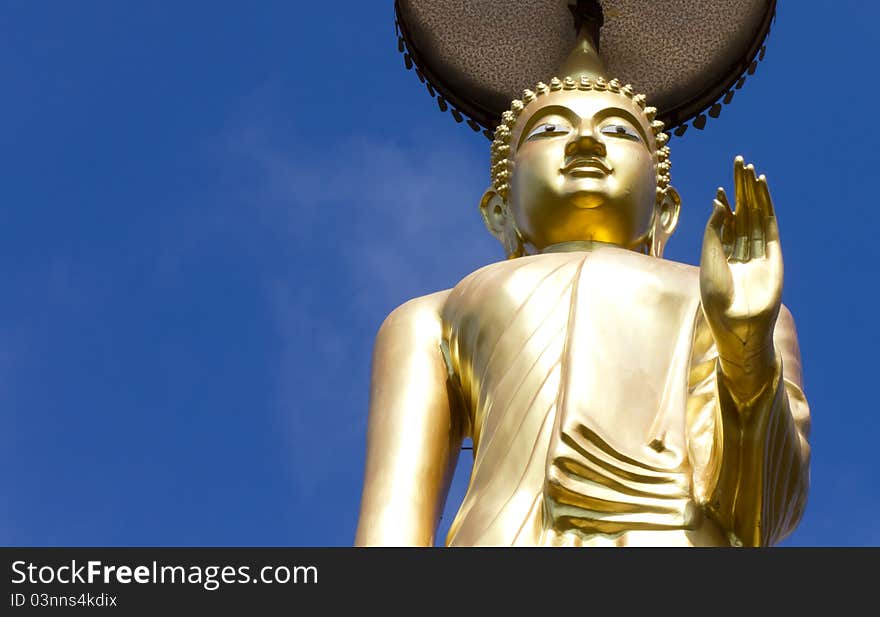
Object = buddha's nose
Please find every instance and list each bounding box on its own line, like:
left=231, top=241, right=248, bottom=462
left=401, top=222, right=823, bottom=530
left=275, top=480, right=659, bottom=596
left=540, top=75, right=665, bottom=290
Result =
left=565, top=132, right=606, bottom=158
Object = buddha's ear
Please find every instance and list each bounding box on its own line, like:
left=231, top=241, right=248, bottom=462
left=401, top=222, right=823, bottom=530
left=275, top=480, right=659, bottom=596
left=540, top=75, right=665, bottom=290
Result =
left=479, top=188, right=523, bottom=259
left=479, top=188, right=507, bottom=237
left=650, top=186, right=681, bottom=257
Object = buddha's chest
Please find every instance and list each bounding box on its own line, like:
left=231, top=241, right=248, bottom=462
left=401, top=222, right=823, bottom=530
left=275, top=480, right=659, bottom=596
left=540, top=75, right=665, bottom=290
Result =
left=444, top=249, right=702, bottom=470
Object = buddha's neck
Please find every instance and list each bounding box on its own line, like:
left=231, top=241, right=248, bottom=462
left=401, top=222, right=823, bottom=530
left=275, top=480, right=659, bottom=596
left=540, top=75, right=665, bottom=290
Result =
left=540, top=240, right=622, bottom=254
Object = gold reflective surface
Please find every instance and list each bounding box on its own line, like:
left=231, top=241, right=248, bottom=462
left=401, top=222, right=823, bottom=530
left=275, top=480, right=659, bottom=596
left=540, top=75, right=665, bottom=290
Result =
left=355, top=84, right=810, bottom=547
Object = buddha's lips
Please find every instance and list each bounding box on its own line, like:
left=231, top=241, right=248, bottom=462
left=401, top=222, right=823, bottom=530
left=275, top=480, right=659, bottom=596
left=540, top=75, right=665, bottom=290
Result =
left=561, top=157, right=612, bottom=176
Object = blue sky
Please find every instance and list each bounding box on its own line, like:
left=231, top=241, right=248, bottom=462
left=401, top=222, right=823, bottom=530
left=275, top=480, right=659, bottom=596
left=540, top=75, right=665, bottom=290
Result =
left=1, top=1, right=877, bottom=547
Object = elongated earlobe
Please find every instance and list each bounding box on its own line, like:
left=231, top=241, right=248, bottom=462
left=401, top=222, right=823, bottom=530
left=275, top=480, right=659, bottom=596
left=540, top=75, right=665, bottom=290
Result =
left=504, top=224, right=525, bottom=259
left=479, top=188, right=524, bottom=259
left=649, top=186, right=681, bottom=257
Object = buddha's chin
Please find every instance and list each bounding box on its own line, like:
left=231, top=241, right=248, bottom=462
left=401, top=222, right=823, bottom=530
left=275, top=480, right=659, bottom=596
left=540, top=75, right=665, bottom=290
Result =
left=557, top=179, right=613, bottom=210
left=565, top=189, right=608, bottom=210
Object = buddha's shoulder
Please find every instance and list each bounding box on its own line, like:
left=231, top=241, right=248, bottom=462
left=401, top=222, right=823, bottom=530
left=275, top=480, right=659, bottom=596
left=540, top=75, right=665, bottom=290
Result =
left=376, top=256, right=560, bottom=335
left=378, top=289, right=451, bottom=337
left=379, top=250, right=702, bottom=335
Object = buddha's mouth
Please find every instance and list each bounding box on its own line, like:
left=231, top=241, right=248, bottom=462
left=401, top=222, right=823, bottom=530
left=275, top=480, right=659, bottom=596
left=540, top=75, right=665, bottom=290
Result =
left=561, top=157, right=612, bottom=177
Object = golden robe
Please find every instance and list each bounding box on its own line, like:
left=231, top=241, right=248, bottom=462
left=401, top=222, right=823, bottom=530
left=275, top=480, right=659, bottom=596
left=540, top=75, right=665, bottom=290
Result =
left=440, top=247, right=810, bottom=547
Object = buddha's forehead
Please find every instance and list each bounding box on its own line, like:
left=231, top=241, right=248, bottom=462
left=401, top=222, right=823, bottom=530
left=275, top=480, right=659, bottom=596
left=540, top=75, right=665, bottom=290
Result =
left=511, top=88, right=652, bottom=144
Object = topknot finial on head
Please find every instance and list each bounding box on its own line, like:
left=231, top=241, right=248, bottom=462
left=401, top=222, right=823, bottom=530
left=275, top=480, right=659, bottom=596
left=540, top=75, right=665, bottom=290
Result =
left=487, top=2, right=672, bottom=205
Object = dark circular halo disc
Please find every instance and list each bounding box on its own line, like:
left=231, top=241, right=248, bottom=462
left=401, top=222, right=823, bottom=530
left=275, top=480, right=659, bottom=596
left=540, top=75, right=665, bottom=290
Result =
left=395, top=0, right=776, bottom=134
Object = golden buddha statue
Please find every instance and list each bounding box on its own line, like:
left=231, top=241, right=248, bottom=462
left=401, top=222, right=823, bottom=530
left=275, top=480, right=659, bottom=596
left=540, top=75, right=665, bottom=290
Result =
left=356, top=1, right=809, bottom=547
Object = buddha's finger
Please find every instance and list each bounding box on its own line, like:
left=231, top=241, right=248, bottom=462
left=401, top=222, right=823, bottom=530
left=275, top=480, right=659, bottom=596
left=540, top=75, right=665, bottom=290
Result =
left=761, top=176, right=782, bottom=272
left=716, top=186, right=733, bottom=214
left=757, top=174, right=775, bottom=256
left=765, top=196, right=781, bottom=247
left=702, top=203, right=731, bottom=297
left=733, top=157, right=749, bottom=261
left=765, top=221, right=784, bottom=292
left=757, top=174, right=776, bottom=219
left=716, top=188, right=735, bottom=253
left=746, top=165, right=764, bottom=258
left=707, top=200, right=729, bottom=241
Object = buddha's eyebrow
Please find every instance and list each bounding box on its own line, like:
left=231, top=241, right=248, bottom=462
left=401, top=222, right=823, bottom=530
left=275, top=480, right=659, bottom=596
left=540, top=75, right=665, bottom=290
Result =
left=516, top=105, right=579, bottom=148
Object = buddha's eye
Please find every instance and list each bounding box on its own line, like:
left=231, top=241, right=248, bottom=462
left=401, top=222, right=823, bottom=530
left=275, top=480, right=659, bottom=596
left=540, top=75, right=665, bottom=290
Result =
left=525, top=122, right=570, bottom=141
left=600, top=124, right=641, bottom=142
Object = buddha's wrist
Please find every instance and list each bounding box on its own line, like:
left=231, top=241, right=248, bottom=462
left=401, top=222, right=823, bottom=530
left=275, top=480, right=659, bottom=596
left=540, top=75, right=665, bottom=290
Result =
left=717, top=344, right=778, bottom=407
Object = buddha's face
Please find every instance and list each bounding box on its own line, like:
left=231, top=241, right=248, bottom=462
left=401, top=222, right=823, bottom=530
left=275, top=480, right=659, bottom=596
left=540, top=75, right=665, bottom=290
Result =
left=507, top=89, right=659, bottom=251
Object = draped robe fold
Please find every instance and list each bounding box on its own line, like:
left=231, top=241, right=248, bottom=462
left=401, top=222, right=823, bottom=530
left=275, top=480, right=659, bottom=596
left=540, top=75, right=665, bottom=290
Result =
left=440, top=247, right=810, bottom=547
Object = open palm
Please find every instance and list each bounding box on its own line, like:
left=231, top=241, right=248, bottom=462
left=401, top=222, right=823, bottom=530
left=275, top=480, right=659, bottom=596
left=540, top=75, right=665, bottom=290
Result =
left=700, top=156, right=782, bottom=395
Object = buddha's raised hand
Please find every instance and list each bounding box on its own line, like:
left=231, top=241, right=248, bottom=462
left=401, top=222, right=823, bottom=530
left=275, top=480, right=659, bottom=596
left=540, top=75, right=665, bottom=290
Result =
left=699, top=156, right=783, bottom=403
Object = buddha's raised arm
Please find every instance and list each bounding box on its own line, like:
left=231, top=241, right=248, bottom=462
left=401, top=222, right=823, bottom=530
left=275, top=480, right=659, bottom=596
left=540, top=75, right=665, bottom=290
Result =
left=693, top=158, right=811, bottom=546
left=355, top=291, right=462, bottom=546
left=689, top=304, right=811, bottom=547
